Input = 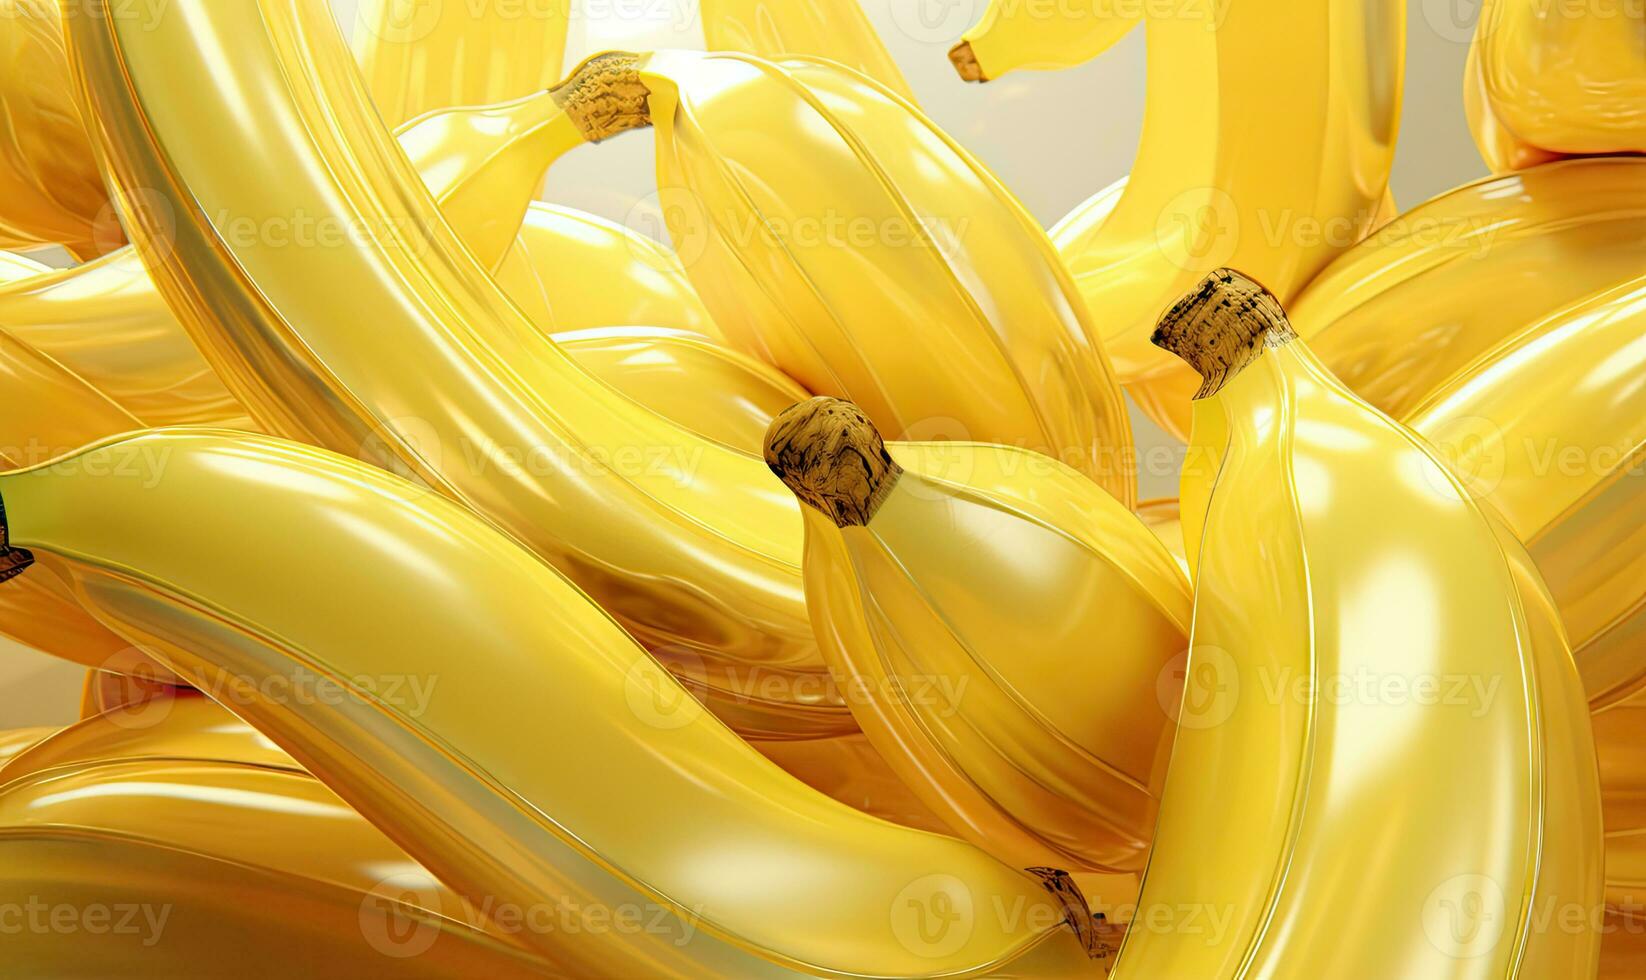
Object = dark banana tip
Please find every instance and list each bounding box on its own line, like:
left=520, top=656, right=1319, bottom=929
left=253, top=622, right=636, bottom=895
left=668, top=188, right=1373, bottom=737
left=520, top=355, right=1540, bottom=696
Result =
left=549, top=51, right=651, bottom=143
left=0, top=491, right=32, bottom=585
left=948, top=41, right=987, bottom=82
left=763, top=397, right=902, bottom=528
left=1151, top=268, right=1298, bottom=399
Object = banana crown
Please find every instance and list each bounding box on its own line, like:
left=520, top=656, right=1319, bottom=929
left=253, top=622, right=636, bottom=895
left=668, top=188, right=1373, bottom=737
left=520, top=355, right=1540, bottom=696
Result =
left=1151, top=269, right=1299, bottom=399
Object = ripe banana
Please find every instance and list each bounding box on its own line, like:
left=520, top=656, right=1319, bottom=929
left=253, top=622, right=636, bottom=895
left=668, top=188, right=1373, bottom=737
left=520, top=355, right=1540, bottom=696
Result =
left=1134, top=497, right=1188, bottom=577
left=765, top=397, right=1190, bottom=873
left=1047, top=0, right=1403, bottom=440
left=0, top=0, right=120, bottom=258
left=700, top=0, right=917, bottom=103
left=0, top=694, right=553, bottom=976
left=69, top=0, right=844, bottom=738
left=1465, top=0, right=1646, bottom=171
left=0, top=428, right=1100, bottom=975
left=1123, top=269, right=1603, bottom=976
left=351, top=0, right=571, bottom=127
left=949, top=0, right=1140, bottom=81
left=568, top=49, right=1135, bottom=503
left=1293, top=157, right=1646, bottom=421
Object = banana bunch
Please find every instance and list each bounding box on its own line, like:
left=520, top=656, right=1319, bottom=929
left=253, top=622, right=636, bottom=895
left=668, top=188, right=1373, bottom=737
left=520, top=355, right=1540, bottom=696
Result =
left=1466, top=0, right=1646, bottom=171
left=1134, top=269, right=1603, bottom=976
left=68, top=0, right=847, bottom=740
left=765, top=397, right=1190, bottom=873
left=700, top=0, right=917, bottom=102
left=0, top=0, right=119, bottom=258
left=0, top=693, right=551, bottom=976
left=1004, top=0, right=1404, bottom=440
left=557, top=49, right=1136, bottom=503
left=0, top=427, right=1102, bottom=975
left=352, top=0, right=571, bottom=127
left=950, top=0, right=1140, bottom=81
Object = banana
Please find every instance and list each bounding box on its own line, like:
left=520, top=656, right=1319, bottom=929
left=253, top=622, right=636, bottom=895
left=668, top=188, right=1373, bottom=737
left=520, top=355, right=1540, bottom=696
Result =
left=1046, top=0, right=1403, bottom=440
left=1293, top=157, right=1646, bottom=421
left=1465, top=0, right=1646, bottom=172
left=1119, top=269, right=1603, bottom=976
left=0, top=428, right=1100, bottom=976
left=0, top=694, right=554, bottom=976
left=764, top=397, right=1190, bottom=873
left=68, top=0, right=845, bottom=738
left=700, top=0, right=918, bottom=103
left=565, top=49, right=1135, bottom=503
left=0, top=0, right=120, bottom=258
left=949, top=0, right=1140, bottom=81
left=351, top=0, right=571, bottom=127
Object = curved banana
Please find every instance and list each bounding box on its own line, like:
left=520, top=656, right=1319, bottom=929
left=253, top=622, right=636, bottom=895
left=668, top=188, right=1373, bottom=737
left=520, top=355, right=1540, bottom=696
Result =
left=700, top=0, right=917, bottom=103
left=1120, top=269, right=1603, bottom=976
left=74, top=3, right=841, bottom=739
left=561, top=50, right=1134, bottom=503
left=1466, top=0, right=1646, bottom=172
left=949, top=0, right=1140, bottom=81
left=351, top=0, right=571, bottom=127
left=0, top=428, right=1099, bottom=976
left=0, top=0, right=119, bottom=258
left=0, top=695, right=554, bottom=976
left=1293, top=157, right=1646, bottom=420
left=765, top=397, right=1190, bottom=873
left=1047, top=0, right=1403, bottom=440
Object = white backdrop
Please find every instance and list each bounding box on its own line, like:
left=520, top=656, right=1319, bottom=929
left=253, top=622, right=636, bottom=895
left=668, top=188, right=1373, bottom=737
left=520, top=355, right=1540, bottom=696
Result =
left=0, top=0, right=1493, bottom=726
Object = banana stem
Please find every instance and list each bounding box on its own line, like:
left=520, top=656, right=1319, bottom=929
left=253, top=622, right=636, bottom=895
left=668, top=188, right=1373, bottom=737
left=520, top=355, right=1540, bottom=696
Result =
left=0, top=491, right=33, bottom=583
left=949, top=41, right=987, bottom=82
left=1151, top=268, right=1298, bottom=398
left=764, top=396, right=903, bottom=528
left=549, top=52, right=653, bottom=143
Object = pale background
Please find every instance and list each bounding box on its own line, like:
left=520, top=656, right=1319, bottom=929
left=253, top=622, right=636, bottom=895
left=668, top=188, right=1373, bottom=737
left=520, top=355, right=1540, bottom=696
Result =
left=0, top=0, right=1492, bottom=727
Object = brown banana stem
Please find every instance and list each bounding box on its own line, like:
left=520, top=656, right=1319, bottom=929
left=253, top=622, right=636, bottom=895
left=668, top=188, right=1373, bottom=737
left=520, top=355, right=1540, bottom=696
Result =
left=949, top=41, right=988, bottom=82
left=1151, top=268, right=1297, bottom=398
left=764, top=397, right=902, bottom=528
left=549, top=51, right=652, bottom=143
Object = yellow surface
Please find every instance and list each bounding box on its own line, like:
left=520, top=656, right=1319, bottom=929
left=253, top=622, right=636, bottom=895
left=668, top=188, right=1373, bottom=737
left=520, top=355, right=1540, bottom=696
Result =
left=956, top=0, right=1140, bottom=79
left=0, top=428, right=1093, bottom=976
left=700, top=0, right=915, bottom=103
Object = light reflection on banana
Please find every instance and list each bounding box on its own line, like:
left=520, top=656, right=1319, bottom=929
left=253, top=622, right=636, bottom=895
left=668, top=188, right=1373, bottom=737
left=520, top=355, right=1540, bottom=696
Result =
left=68, top=0, right=844, bottom=738
left=1038, top=0, right=1403, bottom=440
left=1131, top=269, right=1602, bottom=977
left=0, top=428, right=1096, bottom=976
left=568, top=49, right=1136, bottom=503
left=1465, top=0, right=1646, bottom=172
left=0, top=693, right=556, bottom=976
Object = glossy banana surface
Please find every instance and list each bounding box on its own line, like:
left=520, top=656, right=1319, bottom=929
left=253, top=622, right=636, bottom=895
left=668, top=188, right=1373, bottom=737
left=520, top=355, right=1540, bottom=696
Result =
left=1134, top=497, right=1188, bottom=577
left=1294, top=158, right=1646, bottom=420
left=700, top=0, right=916, bottom=102
left=352, top=0, right=571, bottom=127
left=67, top=0, right=845, bottom=737
left=1049, top=0, right=1403, bottom=440
left=1124, top=270, right=1604, bottom=977
left=752, top=733, right=950, bottom=834
left=0, top=695, right=554, bottom=976
left=950, top=0, right=1139, bottom=81
left=1466, top=0, right=1646, bottom=171
left=0, top=428, right=1097, bottom=977
left=0, top=0, right=119, bottom=258
left=766, top=398, right=1190, bottom=873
